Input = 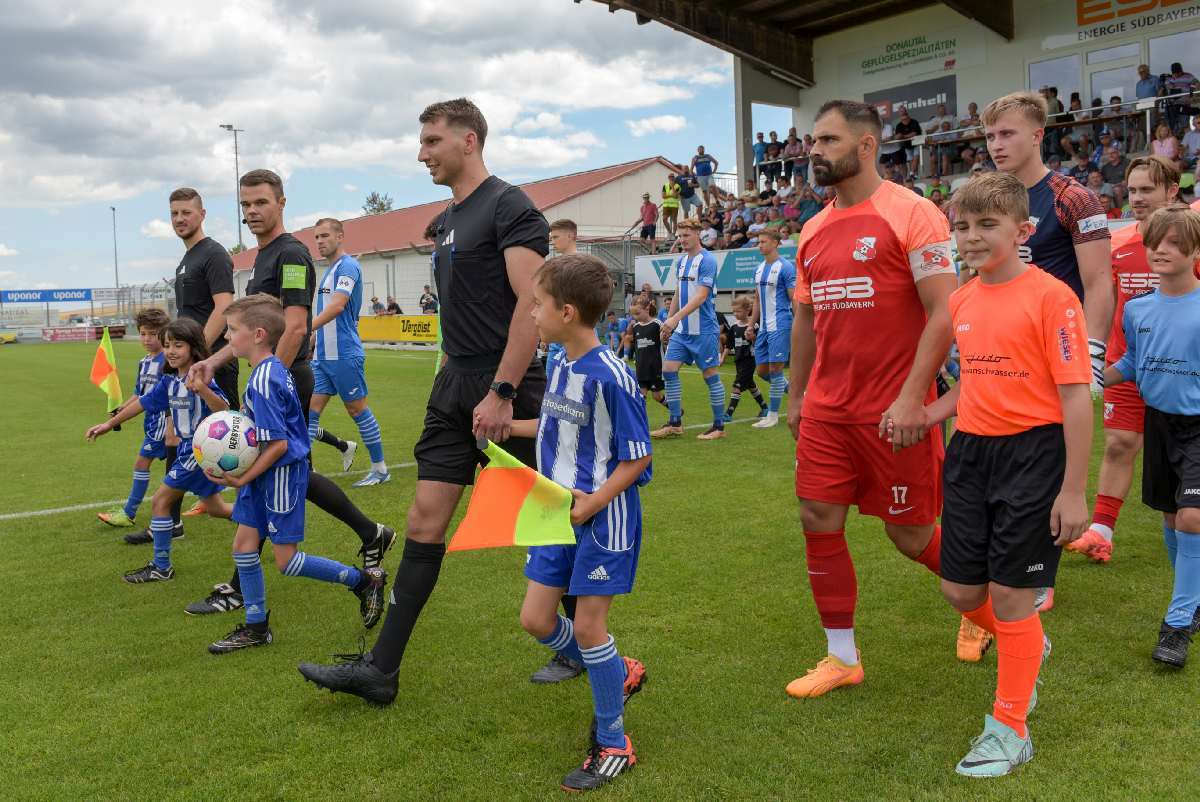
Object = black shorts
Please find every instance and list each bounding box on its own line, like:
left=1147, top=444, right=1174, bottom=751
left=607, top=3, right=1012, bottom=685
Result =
left=413, top=357, right=545, bottom=486
left=638, top=376, right=664, bottom=393
left=733, top=357, right=757, bottom=391
left=640, top=225, right=656, bottom=240
left=941, top=424, right=1066, bottom=588
left=1142, top=407, right=1200, bottom=514
left=215, top=360, right=240, bottom=412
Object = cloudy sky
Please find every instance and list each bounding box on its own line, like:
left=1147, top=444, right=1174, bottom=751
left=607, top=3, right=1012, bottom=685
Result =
left=0, top=0, right=792, bottom=294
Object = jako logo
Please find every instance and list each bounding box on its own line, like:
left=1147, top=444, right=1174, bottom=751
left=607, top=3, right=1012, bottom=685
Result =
left=810, top=276, right=874, bottom=302
left=1183, top=488, right=1200, bottom=496
left=1077, top=0, right=1189, bottom=25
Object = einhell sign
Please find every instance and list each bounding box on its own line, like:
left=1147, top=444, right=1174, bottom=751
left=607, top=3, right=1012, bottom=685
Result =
left=1075, top=0, right=1200, bottom=41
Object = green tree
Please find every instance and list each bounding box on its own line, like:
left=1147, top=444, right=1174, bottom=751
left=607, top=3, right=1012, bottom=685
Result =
left=363, top=191, right=394, bottom=215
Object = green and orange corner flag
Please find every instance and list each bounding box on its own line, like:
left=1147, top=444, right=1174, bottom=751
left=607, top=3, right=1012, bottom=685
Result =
left=90, top=326, right=123, bottom=412
left=448, top=439, right=576, bottom=552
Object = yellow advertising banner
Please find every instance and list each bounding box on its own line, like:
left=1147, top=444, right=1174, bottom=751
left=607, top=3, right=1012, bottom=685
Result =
left=358, top=315, right=439, bottom=343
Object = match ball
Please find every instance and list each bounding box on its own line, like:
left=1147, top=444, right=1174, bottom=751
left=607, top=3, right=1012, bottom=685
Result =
left=193, top=410, right=260, bottom=478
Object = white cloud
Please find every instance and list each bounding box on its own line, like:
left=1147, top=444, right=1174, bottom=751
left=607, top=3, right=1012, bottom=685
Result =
left=288, top=209, right=360, bottom=231
left=342, top=183, right=358, bottom=192
left=139, top=219, right=174, bottom=239
left=513, top=112, right=564, bottom=134
left=625, top=115, right=688, bottom=138
left=0, top=243, right=18, bottom=256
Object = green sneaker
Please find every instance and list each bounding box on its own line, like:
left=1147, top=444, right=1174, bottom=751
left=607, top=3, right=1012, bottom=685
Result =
left=98, top=508, right=135, bottom=527
left=955, top=715, right=1033, bottom=778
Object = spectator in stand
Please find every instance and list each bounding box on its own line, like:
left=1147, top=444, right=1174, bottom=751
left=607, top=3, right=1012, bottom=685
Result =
left=725, top=214, right=749, bottom=249
left=775, top=174, right=795, bottom=204
left=958, top=144, right=977, bottom=172
left=708, top=207, right=725, bottom=238
left=633, top=192, right=658, bottom=247
left=1101, top=193, right=1123, bottom=220
left=959, top=102, right=982, bottom=131
left=764, top=207, right=787, bottom=233
left=1069, top=151, right=1093, bottom=183
left=1087, top=97, right=1108, bottom=142
left=972, top=149, right=996, bottom=172
left=758, top=178, right=777, bottom=204
left=661, top=171, right=681, bottom=238
left=893, top=106, right=923, bottom=177
left=902, top=174, right=922, bottom=196
left=385, top=295, right=402, bottom=315
left=1043, top=86, right=1065, bottom=117
left=1059, top=97, right=1087, bottom=158
left=1136, top=64, right=1162, bottom=100
left=1153, top=122, right=1183, bottom=168
left=1164, top=62, right=1200, bottom=133
left=419, top=284, right=439, bottom=314
left=691, top=145, right=720, bottom=208
left=879, top=119, right=904, bottom=177
left=1182, top=117, right=1200, bottom=168
left=782, top=133, right=806, bottom=184
left=370, top=296, right=384, bottom=315
left=731, top=197, right=753, bottom=224
left=764, top=133, right=783, bottom=186
left=676, top=165, right=702, bottom=218
left=924, top=174, right=948, bottom=198
left=1090, top=129, right=1120, bottom=165
left=738, top=178, right=760, bottom=207
left=1047, top=153, right=1068, bottom=176
left=927, top=102, right=955, bottom=132
left=931, top=120, right=957, bottom=177
left=752, top=132, right=767, bottom=184
left=746, top=210, right=766, bottom=247
left=1100, top=147, right=1130, bottom=206
left=699, top=217, right=720, bottom=250
left=928, top=188, right=945, bottom=210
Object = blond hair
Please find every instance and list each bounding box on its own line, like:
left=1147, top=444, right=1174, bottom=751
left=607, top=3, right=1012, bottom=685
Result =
left=982, top=91, right=1047, bottom=128
left=1125, top=154, right=1181, bottom=188
left=1142, top=206, right=1200, bottom=255
left=676, top=218, right=702, bottom=232
left=225, top=293, right=285, bottom=347
left=949, top=171, right=1030, bottom=223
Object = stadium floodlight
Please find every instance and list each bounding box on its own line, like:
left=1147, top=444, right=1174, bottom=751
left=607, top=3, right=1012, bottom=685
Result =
left=219, top=124, right=245, bottom=249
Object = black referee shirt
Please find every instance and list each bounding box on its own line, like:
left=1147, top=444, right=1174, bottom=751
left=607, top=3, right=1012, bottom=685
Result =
left=175, top=236, right=235, bottom=348
left=432, top=176, right=548, bottom=359
left=246, top=232, right=316, bottom=363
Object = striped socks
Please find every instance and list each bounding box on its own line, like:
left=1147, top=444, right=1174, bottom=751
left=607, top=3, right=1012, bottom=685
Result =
left=353, top=408, right=386, bottom=469
left=663, top=371, right=682, bottom=423
left=234, top=551, right=267, bottom=626
left=282, top=551, right=362, bottom=588
left=537, top=613, right=584, bottom=663
left=581, top=635, right=627, bottom=748
left=150, top=516, right=173, bottom=570
left=124, top=469, right=151, bottom=519
left=307, top=409, right=321, bottom=444
left=705, top=373, right=725, bottom=428
left=768, top=371, right=786, bottom=413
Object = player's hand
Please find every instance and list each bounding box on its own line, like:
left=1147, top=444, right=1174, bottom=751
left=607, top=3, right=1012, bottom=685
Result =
left=85, top=422, right=111, bottom=441
left=188, top=358, right=216, bottom=387
left=879, top=395, right=929, bottom=451
left=569, top=489, right=596, bottom=526
left=473, top=392, right=513, bottom=444
left=1050, top=490, right=1088, bottom=546
left=787, top=403, right=802, bottom=441
left=746, top=328, right=756, bottom=343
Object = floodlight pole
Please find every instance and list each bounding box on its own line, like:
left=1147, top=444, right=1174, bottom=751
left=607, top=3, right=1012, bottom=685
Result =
left=110, top=205, right=120, bottom=317
left=220, top=124, right=246, bottom=249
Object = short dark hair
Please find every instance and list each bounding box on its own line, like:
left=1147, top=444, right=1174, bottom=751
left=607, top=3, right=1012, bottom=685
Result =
left=314, top=217, right=344, bottom=234
left=549, top=219, right=578, bottom=235
left=134, top=307, right=169, bottom=332
left=169, top=187, right=203, bottom=207
left=225, top=293, right=285, bottom=348
left=815, top=100, right=883, bottom=140
left=162, top=317, right=210, bottom=362
left=419, top=98, right=488, bottom=147
left=534, top=254, right=612, bottom=327
left=239, top=169, right=284, bottom=200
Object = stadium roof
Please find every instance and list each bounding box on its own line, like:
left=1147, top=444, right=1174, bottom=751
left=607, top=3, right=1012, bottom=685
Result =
left=585, top=0, right=1013, bottom=86
left=232, top=155, right=678, bottom=270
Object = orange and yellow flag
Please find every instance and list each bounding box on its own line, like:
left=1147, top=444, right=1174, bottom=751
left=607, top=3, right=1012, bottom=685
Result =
left=90, top=326, right=123, bottom=412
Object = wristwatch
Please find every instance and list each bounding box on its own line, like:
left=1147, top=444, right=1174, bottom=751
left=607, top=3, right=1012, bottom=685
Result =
left=490, top=380, right=516, bottom=401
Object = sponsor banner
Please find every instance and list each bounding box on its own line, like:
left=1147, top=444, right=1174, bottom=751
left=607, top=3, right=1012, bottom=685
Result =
left=1044, top=0, right=1200, bottom=49
left=635, top=244, right=798, bottom=292
left=92, top=288, right=121, bottom=303
left=2, top=288, right=93, bottom=303
left=358, top=314, right=439, bottom=342
left=865, top=75, right=958, bottom=122
left=41, top=326, right=125, bottom=342
left=840, top=25, right=986, bottom=81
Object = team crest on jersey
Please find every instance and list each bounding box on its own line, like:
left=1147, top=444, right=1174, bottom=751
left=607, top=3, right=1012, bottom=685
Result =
left=1104, top=402, right=1114, bottom=420
left=852, top=237, right=877, bottom=262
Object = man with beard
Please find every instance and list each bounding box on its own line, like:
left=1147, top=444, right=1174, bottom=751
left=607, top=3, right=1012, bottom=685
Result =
left=785, top=100, right=961, bottom=698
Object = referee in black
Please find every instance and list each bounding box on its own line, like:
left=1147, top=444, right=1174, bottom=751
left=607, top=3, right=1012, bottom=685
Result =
left=186, top=169, right=394, bottom=616
left=299, top=98, right=553, bottom=703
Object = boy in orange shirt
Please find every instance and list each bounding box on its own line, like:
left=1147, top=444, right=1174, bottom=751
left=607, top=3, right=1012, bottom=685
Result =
left=898, top=172, right=1093, bottom=776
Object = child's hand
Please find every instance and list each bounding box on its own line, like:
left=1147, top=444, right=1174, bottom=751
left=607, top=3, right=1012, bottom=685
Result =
left=208, top=470, right=248, bottom=489
left=569, top=489, right=596, bottom=526
left=85, top=422, right=111, bottom=441
left=1050, top=490, right=1088, bottom=546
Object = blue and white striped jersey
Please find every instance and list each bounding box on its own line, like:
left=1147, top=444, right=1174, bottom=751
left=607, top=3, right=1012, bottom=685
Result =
left=314, top=254, right=364, bottom=362
left=242, top=356, right=311, bottom=467
left=139, top=374, right=226, bottom=442
left=136, top=352, right=168, bottom=441
left=754, top=257, right=797, bottom=333
left=674, top=249, right=719, bottom=336
left=537, top=347, right=652, bottom=551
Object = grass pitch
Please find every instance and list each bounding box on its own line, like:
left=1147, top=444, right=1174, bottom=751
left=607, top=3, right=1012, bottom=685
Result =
left=0, top=340, right=1196, bottom=800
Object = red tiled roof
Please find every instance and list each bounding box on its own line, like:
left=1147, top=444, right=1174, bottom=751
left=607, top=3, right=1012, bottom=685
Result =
left=232, top=156, right=677, bottom=270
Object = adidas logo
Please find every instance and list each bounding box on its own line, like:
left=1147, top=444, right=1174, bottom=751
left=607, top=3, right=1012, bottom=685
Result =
left=609, top=714, right=623, bottom=731
left=247, top=604, right=261, bottom=615
left=588, top=565, right=611, bottom=582
left=268, top=522, right=278, bottom=533
left=337, top=569, right=348, bottom=582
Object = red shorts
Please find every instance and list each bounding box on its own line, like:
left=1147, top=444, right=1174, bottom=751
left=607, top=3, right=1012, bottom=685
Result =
left=795, top=417, right=943, bottom=525
left=1103, top=381, right=1145, bottom=433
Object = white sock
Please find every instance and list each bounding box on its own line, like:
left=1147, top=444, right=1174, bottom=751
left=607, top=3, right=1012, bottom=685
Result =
left=1089, top=523, right=1114, bottom=542
left=371, top=461, right=389, bottom=474
left=824, top=627, right=858, bottom=665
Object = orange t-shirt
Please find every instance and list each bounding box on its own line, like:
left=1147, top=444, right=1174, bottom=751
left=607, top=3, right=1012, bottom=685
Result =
left=794, top=180, right=954, bottom=424
left=951, top=266, right=1090, bottom=436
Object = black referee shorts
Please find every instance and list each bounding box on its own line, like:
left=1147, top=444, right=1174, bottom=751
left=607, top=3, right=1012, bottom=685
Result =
left=215, top=360, right=240, bottom=412
left=414, top=357, right=546, bottom=486
left=941, top=424, right=1066, bottom=589
left=1142, top=407, right=1200, bottom=514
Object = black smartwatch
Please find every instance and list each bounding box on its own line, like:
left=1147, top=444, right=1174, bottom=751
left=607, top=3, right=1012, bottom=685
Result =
left=489, top=380, right=516, bottom=401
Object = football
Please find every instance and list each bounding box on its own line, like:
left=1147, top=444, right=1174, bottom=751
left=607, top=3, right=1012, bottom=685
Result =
left=193, top=410, right=260, bottom=478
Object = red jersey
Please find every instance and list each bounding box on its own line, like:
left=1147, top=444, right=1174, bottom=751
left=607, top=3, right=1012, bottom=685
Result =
left=794, top=180, right=954, bottom=424
left=1106, top=225, right=1156, bottom=364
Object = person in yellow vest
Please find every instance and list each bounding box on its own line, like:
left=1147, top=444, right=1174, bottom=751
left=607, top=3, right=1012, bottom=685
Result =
left=661, top=171, right=681, bottom=238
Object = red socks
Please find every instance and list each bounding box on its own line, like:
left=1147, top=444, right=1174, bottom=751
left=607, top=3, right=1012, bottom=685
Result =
left=993, top=612, right=1044, bottom=738
left=913, top=525, right=942, bottom=575
left=1092, top=494, right=1124, bottom=530
left=803, top=530, right=858, bottom=629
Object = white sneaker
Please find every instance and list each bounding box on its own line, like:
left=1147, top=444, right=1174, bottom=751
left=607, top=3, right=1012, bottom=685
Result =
left=752, top=413, right=779, bottom=429
left=341, top=440, right=358, bottom=472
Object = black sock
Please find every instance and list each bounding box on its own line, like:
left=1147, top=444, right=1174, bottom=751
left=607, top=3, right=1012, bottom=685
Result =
left=561, top=594, right=577, bottom=621
left=248, top=611, right=269, bottom=633
left=750, top=388, right=766, bottom=409
left=727, top=391, right=742, bottom=415
left=229, top=539, right=265, bottom=593
left=370, top=539, right=447, bottom=673
left=317, top=427, right=349, bottom=452
left=306, top=470, right=376, bottom=544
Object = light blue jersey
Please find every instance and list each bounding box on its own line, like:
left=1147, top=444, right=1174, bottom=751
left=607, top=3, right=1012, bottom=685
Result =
left=675, top=249, right=718, bottom=336
left=136, top=351, right=168, bottom=441
left=314, top=254, right=363, bottom=362
left=754, top=257, right=796, bottom=333
left=243, top=356, right=312, bottom=467
left=1115, top=286, right=1200, bottom=415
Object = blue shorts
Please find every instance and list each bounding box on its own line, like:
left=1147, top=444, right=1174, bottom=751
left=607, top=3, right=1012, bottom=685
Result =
left=665, top=332, right=720, bottom=369
left=139, top=435, right=167, bottom=460
left=524, top=492, right=641, bottom=596
left=231, top=461, right=308, bottom=544
left=754, top=327, right=791, bottom=366
left=313, top=357, right=368, bottom=402
left=162, top=441, right=224, bottom=499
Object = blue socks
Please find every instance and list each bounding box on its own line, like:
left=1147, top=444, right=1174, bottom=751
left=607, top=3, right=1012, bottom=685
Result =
left=581, top=635, right=627, bottom=748
left=234, top=551, right=267, bottom=625
left=283, top=551, right=362, bottom=588
left=125, top=470, right=151, bottom=519
left=1165, top=530, right=1200, bottom=628
left=768, top=371, right=786, bottom=413
left=664, top=371, right=682, bottom=423
left=1164, top=521, right=1178, bottom=567
left=537, top=614, right=584, bottom=663
left=352, top=408, right=385, bottom=466
left=150, top=516, right=173, bottom=570
left=307, top=409, right=322, bottom=445
left=705, top=373, right=725, bottom=428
